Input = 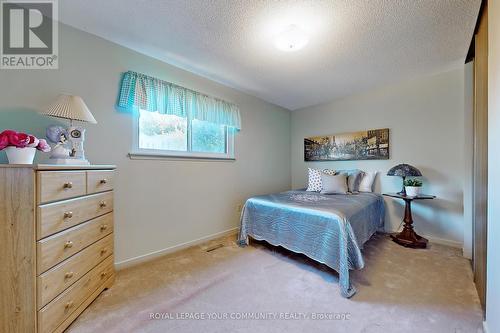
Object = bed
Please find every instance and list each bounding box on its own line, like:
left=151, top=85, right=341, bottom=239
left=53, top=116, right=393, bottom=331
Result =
left=238, top=190, right=385, bottom=298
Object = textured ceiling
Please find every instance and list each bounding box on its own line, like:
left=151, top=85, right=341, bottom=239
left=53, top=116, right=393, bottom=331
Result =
left=59, top=0, right=481, bottom=110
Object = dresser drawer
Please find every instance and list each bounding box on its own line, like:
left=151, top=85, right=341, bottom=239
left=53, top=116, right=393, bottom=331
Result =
left=37, top=171, right=87, bottom=204
left=37, top=234, right=114, bottom=309
left=87, top=170, right=114, bottom=194
left=37, top=213, right=114, bottom=273
left=38, top=256, right=114, bottom=333
left=37, top=191, right=114, bottom=240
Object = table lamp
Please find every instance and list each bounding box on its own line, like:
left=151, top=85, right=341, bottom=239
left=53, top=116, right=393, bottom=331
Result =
left=387, top=163, right=422, bottom=195
left=40, top=95, right=97, bottom=165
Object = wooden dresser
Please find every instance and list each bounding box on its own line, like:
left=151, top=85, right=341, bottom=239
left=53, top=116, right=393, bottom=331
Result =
left=0, top=164, right=116, bottom=333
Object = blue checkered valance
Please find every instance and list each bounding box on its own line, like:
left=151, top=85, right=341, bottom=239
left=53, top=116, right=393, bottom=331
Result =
left=117, top=71, right=241, bottom=130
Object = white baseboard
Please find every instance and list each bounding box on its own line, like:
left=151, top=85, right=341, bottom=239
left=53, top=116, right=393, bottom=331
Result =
left=483, top=320, right=489, bottom=333
left=115, top=227, right=239, bottom=270
left=385, top=229, right=463, bottom=249
left=115, top=228, right=463, bottom=270
left=424, top=235, right=463, bottom=249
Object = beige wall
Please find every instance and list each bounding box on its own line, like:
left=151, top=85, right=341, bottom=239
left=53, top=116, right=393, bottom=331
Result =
left=0, top=24, right=291, bottom=266
left=0, top=21, right=476, bottom=272
left=291, top=67, right=468, bottom=248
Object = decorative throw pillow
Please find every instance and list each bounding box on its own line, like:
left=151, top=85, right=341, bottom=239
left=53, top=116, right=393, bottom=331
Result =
left=320, top=173, right=348, bottom=195
left=306, top=168, right=323, bottom=192
left=323, top=168, right=337, bottom=176
left=359, top=171, right=377, bottom=192
left=348, top=171, right=364, bottom=193
left=306, top=168, right=336, bottom=192
left=337, top=169, right=364, bottom=193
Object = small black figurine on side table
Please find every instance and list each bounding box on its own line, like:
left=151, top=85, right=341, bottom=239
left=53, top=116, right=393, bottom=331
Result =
left=383, top=193, right=436, bottom=248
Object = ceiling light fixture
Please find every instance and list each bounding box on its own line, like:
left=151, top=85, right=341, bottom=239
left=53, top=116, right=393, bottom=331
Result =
left=274, top=25, right=309, bottom=52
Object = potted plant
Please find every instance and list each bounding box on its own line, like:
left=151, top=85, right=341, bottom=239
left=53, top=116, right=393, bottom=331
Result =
left=404, top=178, right=423, bottom=197
left=0, top=130, right=51, bottom=164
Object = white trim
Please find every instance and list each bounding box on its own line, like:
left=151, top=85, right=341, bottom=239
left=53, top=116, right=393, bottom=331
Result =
left=424, top=235, right=463, bottom=249
left=131, top=109, right=235, bottom=160
left=462, top=246, right=473, bottom=260
left=115, top=227, right=239, bottom=270
left=115, top=228, right=464, bottom=270
left=483, top=320, right=489, bottom=333
left=128, top=151, right=235, bottom=162
left=386, top=229, right=463, bottom=249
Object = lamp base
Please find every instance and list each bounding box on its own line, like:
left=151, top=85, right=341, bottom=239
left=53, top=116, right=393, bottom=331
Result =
left=397, top=176, right=407, bottom=196
left=48, top=158, right=90, bottom=165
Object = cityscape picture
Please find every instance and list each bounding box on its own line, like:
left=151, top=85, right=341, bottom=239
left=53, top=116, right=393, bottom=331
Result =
left=304, top=128, right=390, bottom=161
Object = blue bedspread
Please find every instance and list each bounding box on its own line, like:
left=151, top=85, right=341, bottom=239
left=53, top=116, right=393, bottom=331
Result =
left=238, top=190, right=385, bottom=298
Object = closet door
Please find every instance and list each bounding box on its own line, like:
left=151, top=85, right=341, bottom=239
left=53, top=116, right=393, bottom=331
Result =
left=473, top=2, right=488, bottom=312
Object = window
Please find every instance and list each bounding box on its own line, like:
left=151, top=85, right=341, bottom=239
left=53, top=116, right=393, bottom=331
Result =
left=119, top=71, right=240, bottom=160
left=133, top=109, right=235, bottom=159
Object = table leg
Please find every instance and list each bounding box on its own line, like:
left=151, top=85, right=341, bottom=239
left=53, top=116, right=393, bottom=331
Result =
left=390, top=198, right=428, bottom=248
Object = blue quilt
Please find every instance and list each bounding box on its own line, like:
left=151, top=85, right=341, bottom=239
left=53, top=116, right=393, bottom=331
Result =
left=238, top=190, right=385, bottom=298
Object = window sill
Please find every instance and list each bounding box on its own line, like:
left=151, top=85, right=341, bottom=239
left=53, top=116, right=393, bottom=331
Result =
left=128, top=151, right=236, bottom=162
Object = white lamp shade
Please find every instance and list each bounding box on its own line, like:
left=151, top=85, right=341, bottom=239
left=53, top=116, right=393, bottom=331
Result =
left=41, top=95, right=97, bottom=124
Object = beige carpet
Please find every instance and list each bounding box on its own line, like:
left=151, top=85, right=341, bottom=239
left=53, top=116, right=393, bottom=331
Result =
left=66, top=234, right=483, bottom=333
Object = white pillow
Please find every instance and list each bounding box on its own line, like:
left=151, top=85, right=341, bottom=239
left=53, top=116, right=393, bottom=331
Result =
left=337, top=170, right=364, bottom=193
left=306, top=168, right=336, bottom=192
left=320, top=173, right=348, bottom=195
left=359, top=171, right=377, bottom=192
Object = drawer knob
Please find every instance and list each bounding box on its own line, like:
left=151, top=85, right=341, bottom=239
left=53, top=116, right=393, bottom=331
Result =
left=99, top=201, right=107, bottom=208
left=100, top=248, right=108, bottom=255
left=65, top=271, right=74, bottom=279
left=65, top=301, right=74, bottom=309
left=100, top=224, right=108, bottom=231
left=63, top=182, right=73, bottom=189
left=100, top=179, right=108, bottom=184
left=100, top=272, right=107, bottom=278
left=63, top=211, right=73, bottom=219
left=64, top=241, right=73, bottom=249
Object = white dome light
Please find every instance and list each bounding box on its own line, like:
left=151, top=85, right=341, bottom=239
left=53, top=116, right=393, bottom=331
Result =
left=274, top=25, right=309, bottom=52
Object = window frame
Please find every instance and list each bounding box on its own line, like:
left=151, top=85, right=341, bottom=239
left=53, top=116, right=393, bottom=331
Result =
left=129, top=109, right=235, bottom=160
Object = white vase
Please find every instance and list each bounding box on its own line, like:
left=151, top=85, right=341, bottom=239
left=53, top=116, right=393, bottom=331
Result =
left=405, top=186, right=421, bottom=197
left=5, top=147, right=36, bottom=164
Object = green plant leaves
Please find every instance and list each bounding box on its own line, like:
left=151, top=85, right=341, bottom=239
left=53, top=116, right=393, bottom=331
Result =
left=403, top=178, right=423, bottom=187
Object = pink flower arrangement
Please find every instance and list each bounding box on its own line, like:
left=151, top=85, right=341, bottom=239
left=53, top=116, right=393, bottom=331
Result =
left=0, top=130, right=51, bottom=152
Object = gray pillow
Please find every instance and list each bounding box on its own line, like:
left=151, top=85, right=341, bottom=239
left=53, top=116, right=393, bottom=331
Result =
left=320, top=173, right=348, bottom=195
left=337, top=170, right=364, bottom=193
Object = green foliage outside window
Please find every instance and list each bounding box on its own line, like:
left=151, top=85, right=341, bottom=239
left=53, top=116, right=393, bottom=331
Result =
left=138, top=110, right=226, bottom=153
